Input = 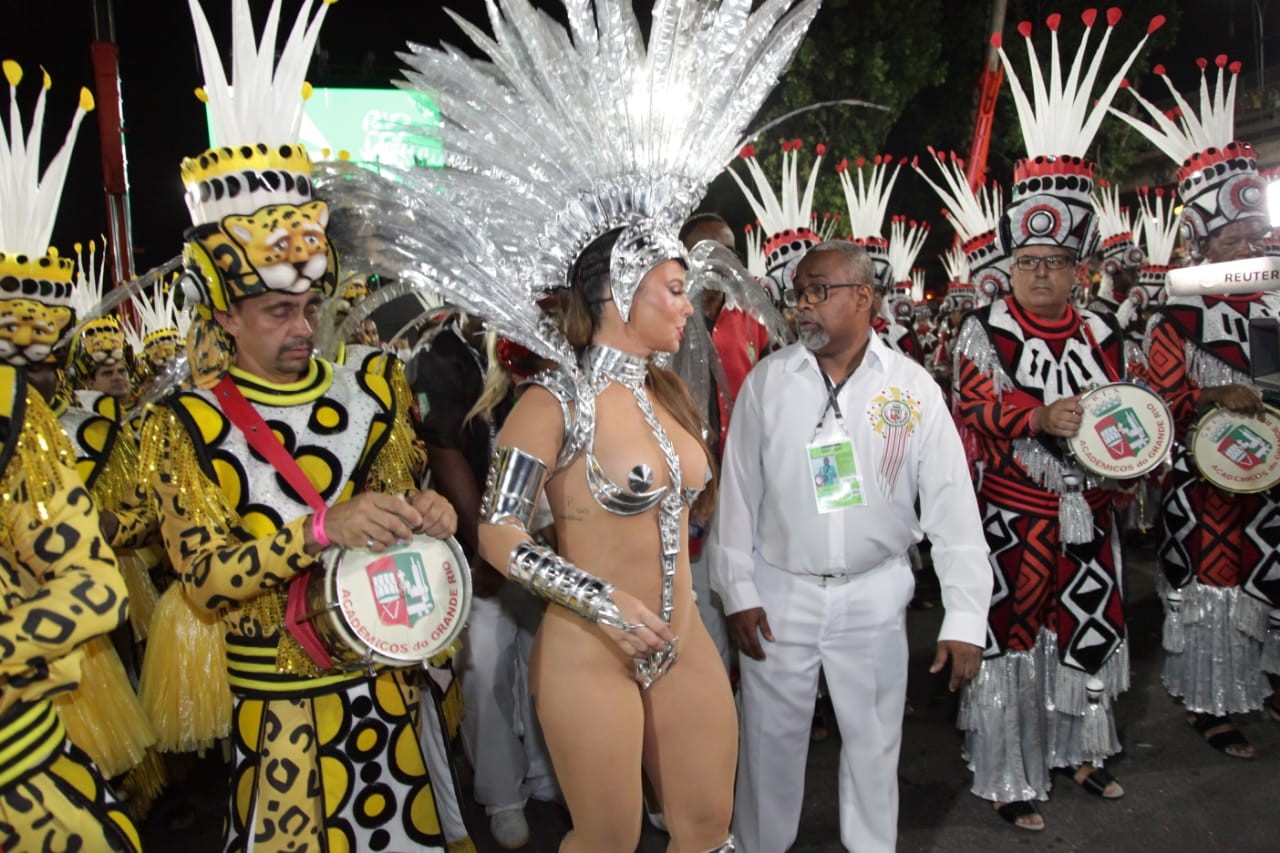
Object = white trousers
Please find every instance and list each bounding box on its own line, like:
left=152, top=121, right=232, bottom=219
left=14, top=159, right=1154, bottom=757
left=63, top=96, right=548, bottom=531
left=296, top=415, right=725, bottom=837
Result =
left=457, top=584, right=558, bottom=812
left=734, top=557, right=914, bottom=853
left=419, top=678, right=470, bottom=844
left=692, top=549, right=735, bottom=674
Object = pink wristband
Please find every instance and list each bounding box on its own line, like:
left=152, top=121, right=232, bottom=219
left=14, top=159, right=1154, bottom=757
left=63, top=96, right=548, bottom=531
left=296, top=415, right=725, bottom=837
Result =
left=1026, top=409, right=1038, bottom=435
left=310, top=506, right=331, bottom=548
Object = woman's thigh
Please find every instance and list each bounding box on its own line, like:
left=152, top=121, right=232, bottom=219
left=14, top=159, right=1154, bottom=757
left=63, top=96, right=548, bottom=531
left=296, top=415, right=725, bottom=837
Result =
left=641, top=623, right=737, bottom=846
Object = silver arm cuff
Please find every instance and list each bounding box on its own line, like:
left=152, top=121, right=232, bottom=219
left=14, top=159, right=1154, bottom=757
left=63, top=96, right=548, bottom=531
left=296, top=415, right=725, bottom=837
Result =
left=508, top=540, right=628, bottom=630
left=481, top=445, right=549, bottom=530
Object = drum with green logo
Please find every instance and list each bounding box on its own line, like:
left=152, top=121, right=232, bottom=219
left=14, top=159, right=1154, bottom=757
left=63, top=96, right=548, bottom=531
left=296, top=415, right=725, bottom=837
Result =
left=1187, top=404, right=1280, bottom=494
left=1065, top=382, right=1174, bottom=480
left=304, top=536, right=472, bottom=670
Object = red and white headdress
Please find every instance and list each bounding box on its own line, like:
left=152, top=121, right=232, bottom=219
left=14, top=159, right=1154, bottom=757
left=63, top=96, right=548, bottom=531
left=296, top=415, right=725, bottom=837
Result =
left=995, top=8, right=1165, bottom=256
left=912, top=148, right=1007, bottom=304
left=1130, top=185, right=1179, bottom=308
left=1093, top=180, right=1146, bottom=275
left=838, top=154, right=903, bottom=290
left=940, top=243, right=977, bottom=313
left=910, top=268, right=932, bottom=319
left=1109, top=55, right=1265, bottom=246
left=886, top=216, right=929, bottom=323
left=728, top=139, right=826, bottom=304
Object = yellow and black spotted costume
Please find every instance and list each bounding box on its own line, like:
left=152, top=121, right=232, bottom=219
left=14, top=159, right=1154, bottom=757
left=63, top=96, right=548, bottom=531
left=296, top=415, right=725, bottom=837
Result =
left=142, top=357, right=448, bottom=852
left=56, top=389, right=158, bottom=634
left=0, top=365, right=140, bottom=852
left=48, top=387, right=165, bottom=814
left=335, top=341, right=428, bottom=482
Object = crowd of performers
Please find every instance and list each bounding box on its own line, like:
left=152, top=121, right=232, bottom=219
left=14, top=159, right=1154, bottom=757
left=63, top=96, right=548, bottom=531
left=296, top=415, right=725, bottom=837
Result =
left=2, top=1, right=1279, bottom=852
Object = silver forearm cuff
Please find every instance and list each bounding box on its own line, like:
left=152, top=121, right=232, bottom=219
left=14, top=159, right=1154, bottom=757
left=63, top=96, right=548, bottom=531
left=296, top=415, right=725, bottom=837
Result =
left=508, top=540, right=628, bottom=629
left=481, top=445, right=549, bottom=530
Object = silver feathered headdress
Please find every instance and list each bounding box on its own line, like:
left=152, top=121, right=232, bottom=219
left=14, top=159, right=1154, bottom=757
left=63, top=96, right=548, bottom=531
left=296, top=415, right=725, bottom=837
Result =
left=316, top=0, right=818, bottom=362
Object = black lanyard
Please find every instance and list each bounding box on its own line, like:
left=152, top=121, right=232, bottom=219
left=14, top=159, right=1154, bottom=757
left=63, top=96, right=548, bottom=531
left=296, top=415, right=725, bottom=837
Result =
left=816, top=369, right=852, bottom=435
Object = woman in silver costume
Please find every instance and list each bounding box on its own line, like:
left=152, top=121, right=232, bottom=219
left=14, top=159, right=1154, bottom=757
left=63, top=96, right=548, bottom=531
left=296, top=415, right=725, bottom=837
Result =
left=478, top=229, right=736, bottom=852
left=314, top=1, right=819, bottom=846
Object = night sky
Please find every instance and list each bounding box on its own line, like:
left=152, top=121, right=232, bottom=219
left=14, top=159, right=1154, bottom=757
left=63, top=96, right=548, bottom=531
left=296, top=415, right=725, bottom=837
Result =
left=3, top=0, right=1272, bottom=282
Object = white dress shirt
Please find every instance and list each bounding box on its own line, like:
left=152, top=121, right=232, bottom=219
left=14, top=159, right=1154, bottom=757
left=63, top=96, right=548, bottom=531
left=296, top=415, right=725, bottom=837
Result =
left=708, top=332, right=991, bottom=645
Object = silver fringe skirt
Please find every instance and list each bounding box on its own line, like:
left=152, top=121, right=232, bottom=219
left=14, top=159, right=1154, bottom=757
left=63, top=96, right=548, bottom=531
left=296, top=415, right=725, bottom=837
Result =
left=1158, top=575, right=1271, bottom=714
left=959, top=629, right=1129, bottom=802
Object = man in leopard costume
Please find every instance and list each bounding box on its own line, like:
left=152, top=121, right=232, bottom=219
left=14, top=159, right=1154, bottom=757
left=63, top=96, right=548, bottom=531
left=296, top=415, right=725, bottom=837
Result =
left=139, top=2, right=464, bottom=851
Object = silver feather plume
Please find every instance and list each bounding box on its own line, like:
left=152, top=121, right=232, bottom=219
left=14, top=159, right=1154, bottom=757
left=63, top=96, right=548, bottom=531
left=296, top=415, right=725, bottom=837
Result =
left=313, top=0, right=819, bottom=366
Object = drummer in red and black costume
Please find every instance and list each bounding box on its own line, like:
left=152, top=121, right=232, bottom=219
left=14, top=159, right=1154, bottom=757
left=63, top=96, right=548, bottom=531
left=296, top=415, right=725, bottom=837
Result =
left=952, top=7, right=1166, bottom=832
left=1115, top=56, right=1280, bottom=758
left=138, top=3, right=459, bottom=851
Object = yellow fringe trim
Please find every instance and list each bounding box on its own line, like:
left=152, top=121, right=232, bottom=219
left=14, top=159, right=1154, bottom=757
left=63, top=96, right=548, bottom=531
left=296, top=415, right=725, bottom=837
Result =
left=121, top=749, right=167, bottom=822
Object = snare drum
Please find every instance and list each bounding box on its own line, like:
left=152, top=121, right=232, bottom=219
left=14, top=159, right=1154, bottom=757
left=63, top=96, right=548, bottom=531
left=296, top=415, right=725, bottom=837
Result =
left=1187, top=404, right=1280, bottom=493
left=1065, top=382, right=1174, bottom=480
left=302, top=536, right=472, bottom=670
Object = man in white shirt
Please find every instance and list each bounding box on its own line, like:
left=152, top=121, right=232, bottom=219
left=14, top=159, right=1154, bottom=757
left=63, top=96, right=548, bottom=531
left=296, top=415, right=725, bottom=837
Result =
left=709, top=241, right=991, bottom=853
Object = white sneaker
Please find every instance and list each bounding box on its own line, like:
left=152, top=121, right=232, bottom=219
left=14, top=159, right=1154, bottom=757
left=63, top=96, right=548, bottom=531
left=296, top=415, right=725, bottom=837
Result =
left=489, top=808, right=530, bottom=850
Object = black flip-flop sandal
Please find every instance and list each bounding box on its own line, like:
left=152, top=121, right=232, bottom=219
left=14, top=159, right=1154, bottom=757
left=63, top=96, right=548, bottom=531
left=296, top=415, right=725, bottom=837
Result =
left=1074, top=767, right=1123, bottom=799
left=994, top=800, right=1044, bottom=832
left=1189, top=713, right=1256, bottom=759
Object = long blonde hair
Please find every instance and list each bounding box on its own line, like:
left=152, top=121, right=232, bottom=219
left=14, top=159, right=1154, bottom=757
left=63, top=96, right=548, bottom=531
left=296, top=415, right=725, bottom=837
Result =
left=464, top=331, right=511, bottom=427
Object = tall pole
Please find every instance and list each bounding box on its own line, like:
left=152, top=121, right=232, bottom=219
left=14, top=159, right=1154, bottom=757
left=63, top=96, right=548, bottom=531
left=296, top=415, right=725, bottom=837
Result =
left=1252, top=0, right=1268, bottom=93
left=89, top=0, right=135, bottom=293
left=965, top=0, right=1009, bottom=192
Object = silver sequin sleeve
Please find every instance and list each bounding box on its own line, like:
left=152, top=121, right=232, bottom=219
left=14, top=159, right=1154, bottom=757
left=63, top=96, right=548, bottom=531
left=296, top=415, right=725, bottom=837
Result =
left=507, top=540, right=628, bottom=630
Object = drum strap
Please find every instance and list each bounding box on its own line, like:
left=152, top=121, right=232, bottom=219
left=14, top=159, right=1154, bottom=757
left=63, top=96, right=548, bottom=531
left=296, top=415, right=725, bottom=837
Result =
left=213, top=375, right=336, bottom=671
left=1078, top=322, right=1121, bottom=383
left=213, top=375, right=326, bottom=511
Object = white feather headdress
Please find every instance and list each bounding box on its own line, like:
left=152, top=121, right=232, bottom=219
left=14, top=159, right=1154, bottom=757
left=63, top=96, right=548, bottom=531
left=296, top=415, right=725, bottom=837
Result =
left=1137, top=186, right=1179, bottom=268
left=0, top=59, right=93, bottom=355
left=728, top=139, right=826, bottom=301
left=995, top=8, right=1163, bottom=158
left=1109, top=55, right=1240, bottom=165
left=189, top=0, right=334, bottom=148
left=887, top=216, right=930, bottom=286
left=836, top=153, right=903, bottom=290
left=995, top=8, right=1164, bottom=254
left=0, top=61, right=95, bottom=258
left=68, top=239, right=110, bottom=321
left=729, top=140, right=825, bottom=248
left=941, top=243, right=971, bottom=283
left=1093, top=180, right=1145, bottom=272
left=912, top=148, right=1002, bottom=245
left=1109, top=55, right=1265, bottom=242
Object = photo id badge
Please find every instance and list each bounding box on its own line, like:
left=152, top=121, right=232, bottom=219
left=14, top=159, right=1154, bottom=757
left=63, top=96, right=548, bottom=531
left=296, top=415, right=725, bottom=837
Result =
left=807, top=438, right=865, bottom=513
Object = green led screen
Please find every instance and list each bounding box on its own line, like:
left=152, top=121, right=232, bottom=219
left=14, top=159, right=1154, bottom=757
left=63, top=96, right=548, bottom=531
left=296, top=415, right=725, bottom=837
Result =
left=206, top=88, right=443, bottom=169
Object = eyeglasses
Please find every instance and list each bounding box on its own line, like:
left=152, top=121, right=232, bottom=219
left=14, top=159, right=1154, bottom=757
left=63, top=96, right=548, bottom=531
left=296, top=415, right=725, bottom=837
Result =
left=1011, top=254, right=1076, bottom=272
left=783, top=282, right=872, bottom=307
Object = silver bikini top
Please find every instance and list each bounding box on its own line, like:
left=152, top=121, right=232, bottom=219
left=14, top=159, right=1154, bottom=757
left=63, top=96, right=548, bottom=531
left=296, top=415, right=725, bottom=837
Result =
left=526, top=344, right=704, bottom=516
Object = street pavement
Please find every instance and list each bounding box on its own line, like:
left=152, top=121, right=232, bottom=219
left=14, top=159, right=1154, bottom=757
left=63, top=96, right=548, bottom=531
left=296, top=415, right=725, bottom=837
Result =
left=141, top=541, right=1279, bottom=852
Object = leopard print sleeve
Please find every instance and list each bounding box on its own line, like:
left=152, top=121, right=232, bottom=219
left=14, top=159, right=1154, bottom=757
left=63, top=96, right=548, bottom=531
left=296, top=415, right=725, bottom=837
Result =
left=141, top=405, right=315, bottom=613
left=0, top=390, right=129, bottom=690
left=108, top=486, right=157, bottom=553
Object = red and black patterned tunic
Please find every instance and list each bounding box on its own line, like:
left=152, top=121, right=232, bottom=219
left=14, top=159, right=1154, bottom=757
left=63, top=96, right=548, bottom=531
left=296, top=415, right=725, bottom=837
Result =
left=1145, top=293, right=1280, bottom=607
left=954, top=297, right=1128, bottom=675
